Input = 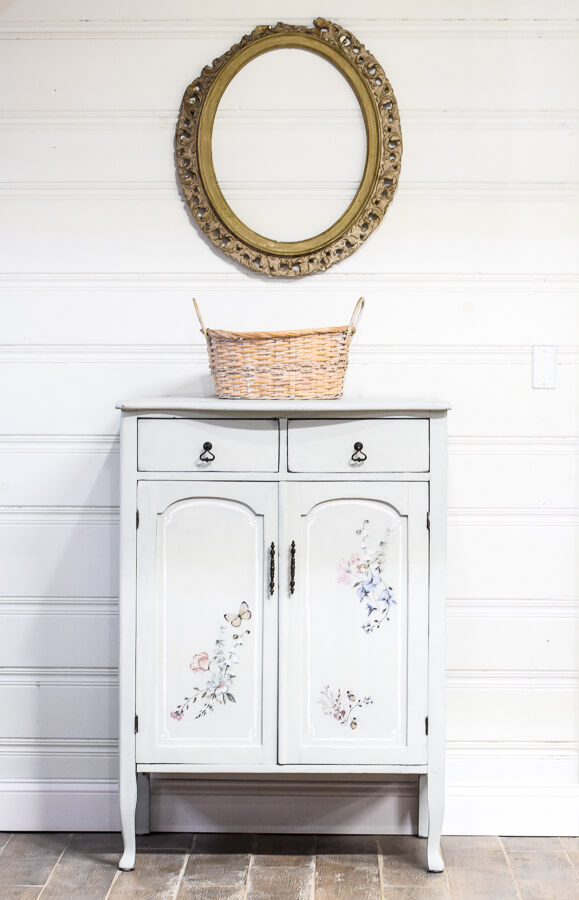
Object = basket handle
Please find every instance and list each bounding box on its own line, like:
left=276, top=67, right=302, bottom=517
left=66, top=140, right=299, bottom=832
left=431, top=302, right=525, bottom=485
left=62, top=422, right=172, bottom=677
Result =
left=347, top=297, right=365, bottom=337
left=192, top=298, right=207, bottom=337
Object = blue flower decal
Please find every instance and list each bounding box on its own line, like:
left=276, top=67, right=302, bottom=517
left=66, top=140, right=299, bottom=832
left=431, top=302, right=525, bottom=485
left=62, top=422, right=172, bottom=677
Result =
left=357, top=573, right=381, bottom=601
left=337, top=520, right=396, bottom=633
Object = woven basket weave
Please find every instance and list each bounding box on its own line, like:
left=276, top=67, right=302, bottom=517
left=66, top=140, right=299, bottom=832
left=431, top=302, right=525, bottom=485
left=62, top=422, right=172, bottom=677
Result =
left=194, top=297, right=364, bottom=400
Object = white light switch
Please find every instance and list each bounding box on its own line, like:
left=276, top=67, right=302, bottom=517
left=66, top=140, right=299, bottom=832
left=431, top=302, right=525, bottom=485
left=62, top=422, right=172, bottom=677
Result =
left=532, top=346, right=557, bottom=389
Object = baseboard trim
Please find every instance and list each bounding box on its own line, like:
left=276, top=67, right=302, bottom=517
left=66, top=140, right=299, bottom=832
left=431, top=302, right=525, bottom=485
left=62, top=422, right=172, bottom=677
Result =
left=1, top=779, right=577, bottom=835
left=0, top=779, right=120, bottom=831
left=444, top=784, right=579, bottom=836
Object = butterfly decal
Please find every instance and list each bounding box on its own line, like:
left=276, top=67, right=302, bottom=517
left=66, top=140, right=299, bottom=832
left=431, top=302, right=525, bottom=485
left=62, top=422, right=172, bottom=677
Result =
left=224, top=601, right=252, bottom=629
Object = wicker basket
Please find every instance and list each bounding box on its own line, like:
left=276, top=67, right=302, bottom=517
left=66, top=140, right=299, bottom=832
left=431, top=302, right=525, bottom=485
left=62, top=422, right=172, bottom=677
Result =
left=193, top=297, right=364, bottom=400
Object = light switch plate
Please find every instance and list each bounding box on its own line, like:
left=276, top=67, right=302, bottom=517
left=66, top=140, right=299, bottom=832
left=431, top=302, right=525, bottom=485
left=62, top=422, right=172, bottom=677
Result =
left=532, top=346, right=557, bottom=389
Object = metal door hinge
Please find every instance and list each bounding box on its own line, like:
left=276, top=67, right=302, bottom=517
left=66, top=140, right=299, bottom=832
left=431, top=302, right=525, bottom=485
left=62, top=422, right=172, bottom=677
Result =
left=425, top=716, right=429, bottom=735
left=426, top=512, right=430, bottom=531
left=136, top=510, right=140, bottom=529
left=134, top=715, right=139, bottom=733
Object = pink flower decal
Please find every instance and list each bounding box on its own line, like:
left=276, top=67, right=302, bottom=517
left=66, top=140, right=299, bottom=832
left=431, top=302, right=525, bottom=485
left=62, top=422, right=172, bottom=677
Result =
left=190, top=651, right=210, bottom=672
left=336, top=558, right=352, bottom=584
left=170, top=711, right=184, bottom=721
left=337, top=553, right=367, bottom=584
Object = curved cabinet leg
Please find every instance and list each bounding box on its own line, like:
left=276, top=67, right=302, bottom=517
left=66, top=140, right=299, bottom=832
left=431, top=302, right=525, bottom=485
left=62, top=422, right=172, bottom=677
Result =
left=426, top=773, right=444, bottom=872
left=427, top=839, right=444, bottom=873
left=119, top=769, right=137, bottom=871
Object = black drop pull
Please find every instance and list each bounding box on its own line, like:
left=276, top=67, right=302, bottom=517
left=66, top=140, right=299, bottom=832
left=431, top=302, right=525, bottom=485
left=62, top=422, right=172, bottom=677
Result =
left=351, top=441, right=367, bottom=463
left=199, top=441, right=215, bottom=462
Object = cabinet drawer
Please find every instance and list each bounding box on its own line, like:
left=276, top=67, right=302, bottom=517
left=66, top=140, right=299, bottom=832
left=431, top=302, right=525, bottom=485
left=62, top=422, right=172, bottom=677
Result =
left=287, top=418, right=429, bottom=472
left=138, top=418, right=279, bottom=472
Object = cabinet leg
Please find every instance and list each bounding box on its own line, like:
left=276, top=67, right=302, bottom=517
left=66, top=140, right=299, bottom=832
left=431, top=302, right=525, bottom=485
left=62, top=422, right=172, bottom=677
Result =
left=136, top=773, right=151, bottom=835
left=418, top=774, right=428, bottom=838
left=119, top=769, right=137, bottom=871
left=426, top=773, right=444, bottom=872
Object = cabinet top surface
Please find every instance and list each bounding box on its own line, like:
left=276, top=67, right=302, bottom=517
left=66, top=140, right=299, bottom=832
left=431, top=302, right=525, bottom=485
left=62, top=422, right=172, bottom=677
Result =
left=117, top=397, right=450, bottom=415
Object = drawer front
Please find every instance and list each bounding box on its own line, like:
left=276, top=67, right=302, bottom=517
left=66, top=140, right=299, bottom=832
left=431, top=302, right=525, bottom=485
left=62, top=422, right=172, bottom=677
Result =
left=287, top=418, right=429, bottom=472
left=138, top=418, right=279, bottom=472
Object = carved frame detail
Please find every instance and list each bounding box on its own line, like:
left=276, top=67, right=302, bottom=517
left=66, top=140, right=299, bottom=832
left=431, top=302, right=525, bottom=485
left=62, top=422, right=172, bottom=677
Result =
left=175, top=18, right=402, bottom=277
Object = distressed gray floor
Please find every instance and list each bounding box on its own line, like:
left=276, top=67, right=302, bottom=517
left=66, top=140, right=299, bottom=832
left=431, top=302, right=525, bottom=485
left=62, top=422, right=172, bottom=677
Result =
left=0, top=833, right=577, bottom=898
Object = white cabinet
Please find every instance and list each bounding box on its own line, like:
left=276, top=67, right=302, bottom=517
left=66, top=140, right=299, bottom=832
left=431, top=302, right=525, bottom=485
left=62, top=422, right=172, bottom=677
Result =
left=117, top=400, right=448, bottom=873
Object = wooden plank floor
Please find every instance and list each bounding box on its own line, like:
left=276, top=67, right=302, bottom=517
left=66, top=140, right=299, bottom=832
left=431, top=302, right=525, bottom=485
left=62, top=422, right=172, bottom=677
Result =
left=0, top=833, right=577, bottom=898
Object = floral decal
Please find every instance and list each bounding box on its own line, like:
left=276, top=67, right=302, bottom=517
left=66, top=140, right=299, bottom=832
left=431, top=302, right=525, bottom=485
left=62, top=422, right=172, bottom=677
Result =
left=189, top=651, right=210, bottom=672
left=319, top=685, right=374, bottom=730
left=337, top=519, right=395, bottom=633
left=170, top=603, right=251, bottom=722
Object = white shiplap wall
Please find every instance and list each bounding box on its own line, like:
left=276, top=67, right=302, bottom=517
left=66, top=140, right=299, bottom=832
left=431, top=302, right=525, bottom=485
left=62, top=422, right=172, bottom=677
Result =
left=0, top=0, right=578, bottom=834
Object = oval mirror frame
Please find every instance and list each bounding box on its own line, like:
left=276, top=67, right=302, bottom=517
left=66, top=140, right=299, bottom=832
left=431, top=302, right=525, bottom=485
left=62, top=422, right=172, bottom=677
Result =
left=175, top=19, right=402, bottom=277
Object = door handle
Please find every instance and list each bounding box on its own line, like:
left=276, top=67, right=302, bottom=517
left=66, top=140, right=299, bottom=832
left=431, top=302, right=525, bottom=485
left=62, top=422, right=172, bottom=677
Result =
left=269, top=542, right=275, bottom=596
left=290, top=540, right=296, bottom=595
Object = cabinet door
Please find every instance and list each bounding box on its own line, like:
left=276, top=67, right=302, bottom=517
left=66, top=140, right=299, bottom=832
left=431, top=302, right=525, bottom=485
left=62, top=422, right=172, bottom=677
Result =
left=136, top=481, right=277, bottom=765
left=278, top=482, right=429, bottom=766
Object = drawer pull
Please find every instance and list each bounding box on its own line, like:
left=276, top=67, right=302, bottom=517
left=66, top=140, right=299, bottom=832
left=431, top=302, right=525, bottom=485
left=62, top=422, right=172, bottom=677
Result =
left=269, top=542, right=276, bottom=596
left=351, top=441, right=367, bottom=463
left=199, top=441, right=215, bottom=462
left=290, top=541, right=296, bottom=595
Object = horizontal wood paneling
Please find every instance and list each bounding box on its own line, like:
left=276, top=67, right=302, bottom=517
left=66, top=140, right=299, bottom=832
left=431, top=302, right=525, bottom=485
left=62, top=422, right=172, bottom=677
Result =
left=447, top=616, right=579, bottom=672
left=2, top=343, right=578, bottom=365
left=1, top=195, right=577, bottom=274
left=2, top=182, right=577, bottom=201
left=0, top=512, right=118, bottom=597
left=446, top=742, right=579, bottom=786
left=2, top=115, right=577, bottom=185
left=447, top=679, right=579, bottom=742
left=0, top=739, right=118, bottom=780
left=3, top=18, right=579, bottom=38
left=448, top=450, right=579, bottom=509
left=0, top=675, right=117, bottom=739
left=447, top=597, right=579, bottom=618
left=0, top=606, right=118, bottom=667
left=0, top=357, right=577, bottom=436
left=0, top=442, right=118, bottom=506
left=0, top=361, right=205, bottom=434
left=1, top=0, right=578, bottom=25
left=8, top=183, right=577, bottom=205
left=0, top=27, right=578, bottom=112
left=1, top=271, right=576, bottom=292
left=447, top=522, right=579, bottom=599
left=1, top=284, right=577, bottom=345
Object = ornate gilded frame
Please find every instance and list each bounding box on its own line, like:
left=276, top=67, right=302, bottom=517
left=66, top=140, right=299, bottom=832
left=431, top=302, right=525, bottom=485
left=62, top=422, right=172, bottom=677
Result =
left=175, top=19, right=402, bottom=277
